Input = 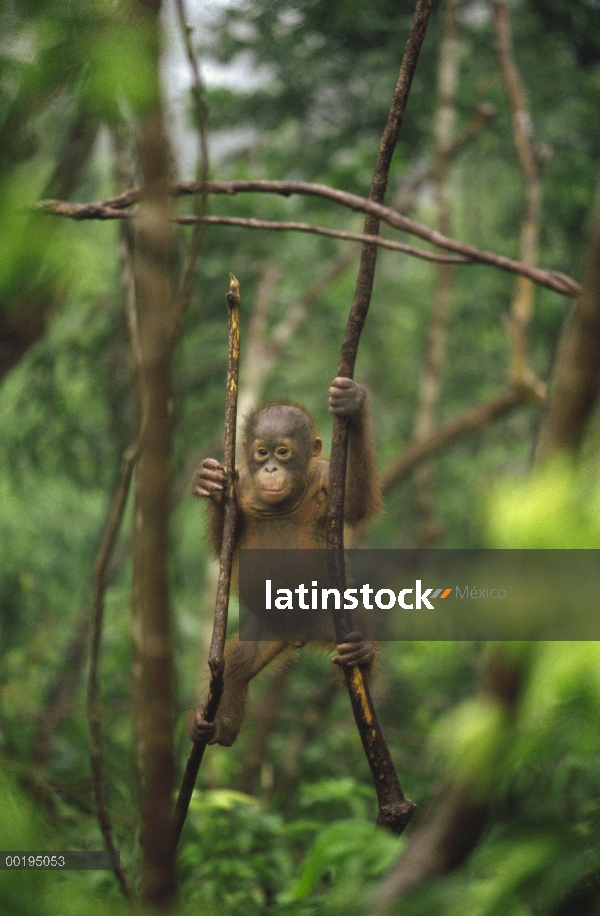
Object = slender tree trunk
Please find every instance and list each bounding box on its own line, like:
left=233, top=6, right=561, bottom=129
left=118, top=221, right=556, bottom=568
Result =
left=535, top=186, right=600, bottom=462
left=130, top=0, right=177, bottom=904
left=493, top=0, right=545, bottom=399
left=413, top=0, right=460, bottom=547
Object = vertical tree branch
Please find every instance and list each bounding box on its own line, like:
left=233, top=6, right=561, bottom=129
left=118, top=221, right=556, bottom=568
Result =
left=88, top=448, right=137, bottom=899
left=235, top=263, right=281, bottom=434
left=493, top=0, right=544, bottom=397
left=535, top=185, right=600, bottom=462
left=328, top=0, right=434, bottom=546
left=326, top=0, right=434, bottom=834
left=172, top=0, right=210, bottom=339
left=85, top=124, right=140, bottom=901
left=112, top=124, right=150, bottom=803
left=332, top=0, right=435, bottom=388
left=413, top=0, right=461, bottom=548
left=173, top=276, right=241, bottom=847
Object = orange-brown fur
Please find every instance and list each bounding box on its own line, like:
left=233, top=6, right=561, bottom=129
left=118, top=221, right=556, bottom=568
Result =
left=189, top=380, right=381, bottom=747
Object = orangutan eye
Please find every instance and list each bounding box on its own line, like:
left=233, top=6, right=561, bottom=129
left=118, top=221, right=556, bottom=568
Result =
left=256, top=448, right=268, bottom=458
left=276, top=447, right=289, bottom=458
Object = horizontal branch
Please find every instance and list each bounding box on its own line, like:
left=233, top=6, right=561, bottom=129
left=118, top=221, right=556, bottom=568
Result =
left=37, top=200, right=132, bottom=220
left=36, top=201, right=468, bottom=265
left=348, top=385, right=543, bottom=548
left=181, top=215, right=469, bottom=264
left=182, top=182, right=579, bottom=296
left=380, top=386, right=539, bottom=491
left=37, top=179, right=580, bottom=297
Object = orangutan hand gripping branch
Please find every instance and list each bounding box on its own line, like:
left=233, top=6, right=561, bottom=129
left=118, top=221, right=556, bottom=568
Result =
left=188, top=377, right=382, bottom=747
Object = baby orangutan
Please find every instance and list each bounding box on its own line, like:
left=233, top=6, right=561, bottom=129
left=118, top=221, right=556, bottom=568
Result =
left=188, top=377, right=382, bottom=747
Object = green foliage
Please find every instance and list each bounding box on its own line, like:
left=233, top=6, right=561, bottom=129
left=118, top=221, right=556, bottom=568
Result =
left=394, top=468, right=600, bottom=913
left=285, top=817, right=404, bottom=903
left=177, top=787, right=404, bottom=914
left=0, top=767, right=131, bottom=916
left=203, top=0, right=443, bottom=179
left=0, top=769, right=50, bottom=916
left=489, top=460, right=600, bottom=549
left=179, top=790, right=297, bottom=914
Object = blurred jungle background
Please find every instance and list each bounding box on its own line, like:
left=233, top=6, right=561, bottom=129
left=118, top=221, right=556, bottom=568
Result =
left=1, top=0, right=600, bottom=913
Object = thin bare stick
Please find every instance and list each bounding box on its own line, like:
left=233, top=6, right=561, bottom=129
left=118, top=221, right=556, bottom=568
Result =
left=327, top=0, right=437, bottom=837
left=173, top=276, right=241, bottom=847
left=37, top=182, right=579, bottom=297
left=413, top=0, right=461, bottom=548
left=88, top=443, right=137, bottom=899
left=38, top=203, right=470, bottom=263
left=235, top=263, right=281, bottom=434
left=172, top=0, right=210, bottom=340
left=382, top=388, right=535, bottom=491
left=37, top=201, right=136, bottom=218
left=493, top=0, right=545, bottom=396
left=86, top=127, right=140, bottom=900
left=180, top=215, right=470, bottom=263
